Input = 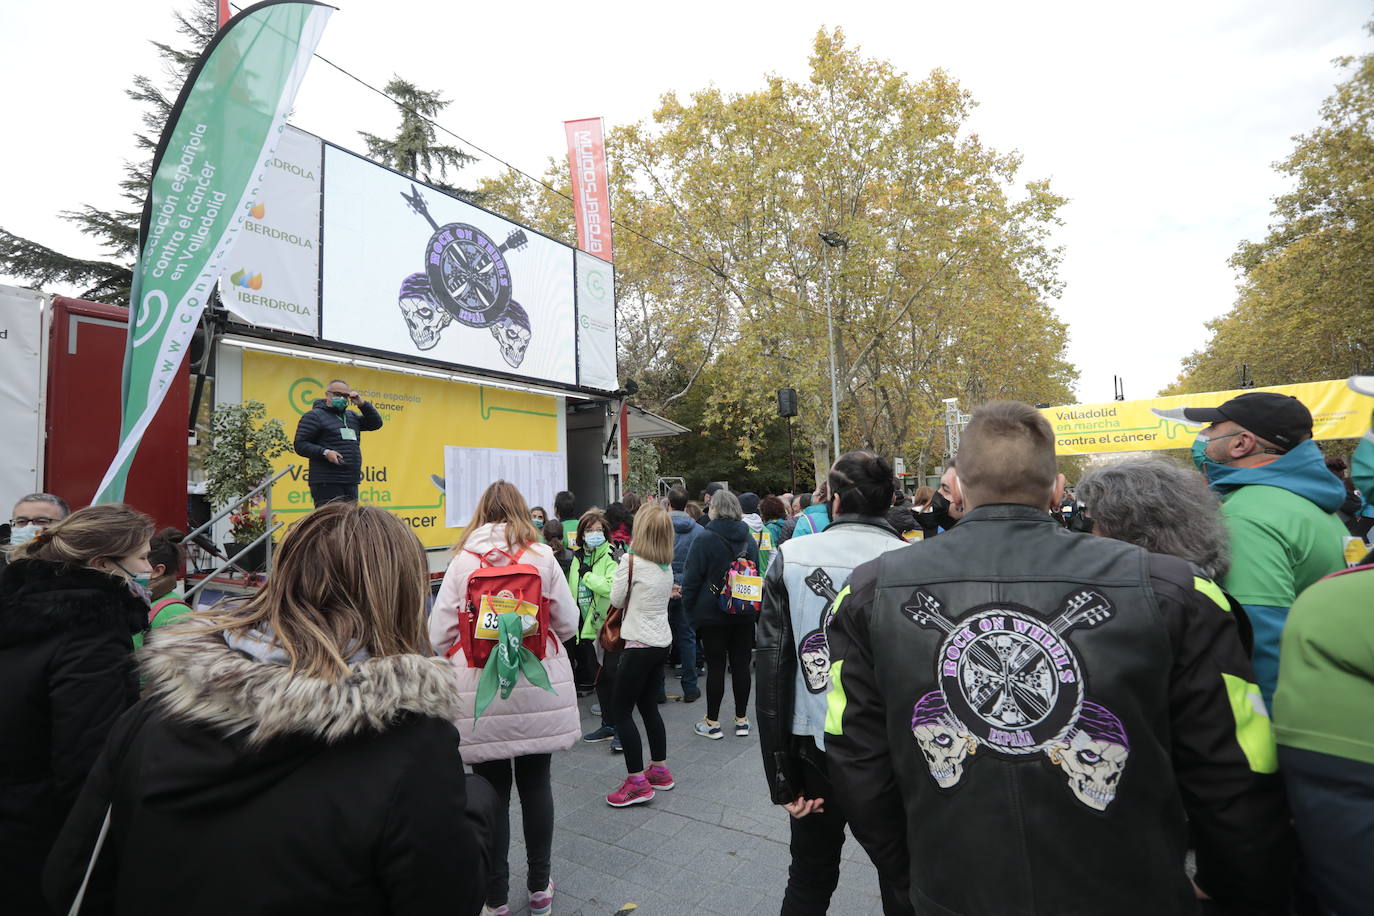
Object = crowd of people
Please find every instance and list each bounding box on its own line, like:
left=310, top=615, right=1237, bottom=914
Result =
left=0, top=379, right=1371, bottom=915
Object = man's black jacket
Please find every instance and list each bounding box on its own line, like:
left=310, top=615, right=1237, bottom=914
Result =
left=825, top=504, right=1294, bottom=916
left=293, top=399, right=383, bottom=485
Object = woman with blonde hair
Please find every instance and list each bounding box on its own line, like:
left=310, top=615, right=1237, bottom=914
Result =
left=431, top=481, right=578, bottom=916
left=1, top=503, right=152, bottom=915
left=43, top=501, right=495, bottom=916
left=604, top=504, right=678, bottom=806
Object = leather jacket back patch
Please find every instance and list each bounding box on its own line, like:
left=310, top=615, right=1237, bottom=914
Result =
left=904, top=587, right=1131, bottom=811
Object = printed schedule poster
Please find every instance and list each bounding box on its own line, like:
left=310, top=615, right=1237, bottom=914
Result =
left=444, top=446, right=567, bottom=529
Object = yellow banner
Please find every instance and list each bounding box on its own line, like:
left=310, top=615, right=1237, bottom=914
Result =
left=242, top=350, right=560, bottom=547
left=1041, top=379, right=1371, bottom=456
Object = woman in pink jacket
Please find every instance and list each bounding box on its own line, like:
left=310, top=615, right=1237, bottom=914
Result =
left=430, top=481, right=578, bottom=916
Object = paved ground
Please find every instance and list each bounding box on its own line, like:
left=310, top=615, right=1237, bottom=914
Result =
left=490, top=673, right=886, bottom=915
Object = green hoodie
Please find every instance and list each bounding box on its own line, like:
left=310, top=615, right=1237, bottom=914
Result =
left=1208, top=440, right=1348, bottom=706
left=568, top=543, right=617, bottom=641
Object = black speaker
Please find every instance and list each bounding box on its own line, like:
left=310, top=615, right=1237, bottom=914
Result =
left=778, top=388, right=798, bottom=418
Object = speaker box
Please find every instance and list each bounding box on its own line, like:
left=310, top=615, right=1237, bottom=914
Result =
left=778, top=388, right=798, bottom=418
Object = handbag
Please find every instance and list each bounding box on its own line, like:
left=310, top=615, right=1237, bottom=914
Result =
left=598, top=555, right=634, bottom=652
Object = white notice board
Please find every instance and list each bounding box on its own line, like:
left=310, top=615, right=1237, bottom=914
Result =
left=444, top=446, right=567, bottom=529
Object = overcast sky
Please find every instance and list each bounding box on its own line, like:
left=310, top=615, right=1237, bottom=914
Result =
left=2, top=0, right=1368, bottom=401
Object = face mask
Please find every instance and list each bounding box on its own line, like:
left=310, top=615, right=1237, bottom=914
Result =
left=329, top=396, right=348, bottom=411
left=112, top=560, right=152, bottom=605
left=584, top=532, right=606, bottom=549
left=1192, top=431, right=1243, bottom=475
left=532, top=518, right=544, bottom=529
left=929, top=491, right=950, bottom=513
left=1352, top=432, right=1374, bottom=500
left=9, top=524, right=40, bottom=547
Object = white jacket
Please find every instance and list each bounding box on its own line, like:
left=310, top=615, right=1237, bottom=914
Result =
left=610, top=554, right=673, bottom=648
left=429, top=524, right=579, bottom=764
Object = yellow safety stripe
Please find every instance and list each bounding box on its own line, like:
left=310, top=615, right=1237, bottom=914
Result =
left=1193, top=576, right=1230, bottom=613
left=825, top=659, right=846, bottom=736
left=1220, top=672, right=1278, bottom=774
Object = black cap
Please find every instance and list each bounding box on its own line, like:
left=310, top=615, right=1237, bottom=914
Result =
left=739, top=492, right=760, bottom=514
left=1180, top=392, right=1313, bottom=451
left=702, top=482, right=725, bottom=499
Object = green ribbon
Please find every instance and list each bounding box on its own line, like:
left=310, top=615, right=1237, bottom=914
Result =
left=473, top=612, right=556, bottom=724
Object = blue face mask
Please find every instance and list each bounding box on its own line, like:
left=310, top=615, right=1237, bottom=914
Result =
left=584, top=532, right=606, bottom=549
left=532, top=518, right=544, bottom=529
left=9, top=524, right=40, bottom=547
left=1192, top=431, right=1243, bottom=476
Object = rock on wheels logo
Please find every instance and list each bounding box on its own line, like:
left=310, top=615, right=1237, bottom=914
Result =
left=905, top=588, right=1131, bottom=811
left=397, top=184, right=533, bottom=367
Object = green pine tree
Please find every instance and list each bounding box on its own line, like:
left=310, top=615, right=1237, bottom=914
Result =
left=0, top=1, right=218, bottom=306
left=360, top=77, right=481, bottom=201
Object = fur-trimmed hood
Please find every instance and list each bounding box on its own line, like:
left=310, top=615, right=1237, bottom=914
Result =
left=141, top=621, right=460, bottom=749
left=0, top=557, right=148, bottom=648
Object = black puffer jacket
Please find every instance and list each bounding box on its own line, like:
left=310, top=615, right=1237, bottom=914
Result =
left=826, top=504, right=1294, bottom=916
left=681, top=518, right=761, bottom=629
left=293, top=399, right=384, bottom=485
left=0, top=559, right=144, bottom=915
left=44, top=622, right=496, bottom=916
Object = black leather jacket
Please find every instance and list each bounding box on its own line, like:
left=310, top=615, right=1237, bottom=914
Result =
left=825, top=504, right=1293, bottom=916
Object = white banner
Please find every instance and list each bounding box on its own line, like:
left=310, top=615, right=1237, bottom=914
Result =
left=218, top=125, right=322, bottom=336
left=0, top=286, right=45, bottom=501
left=322, top=145, right=578, bottom=386
left=575, top=250, right=616, bottom=391
left=443, top=445, right=567, bottom=529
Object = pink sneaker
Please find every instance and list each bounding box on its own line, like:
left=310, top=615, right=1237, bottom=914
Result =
left=645, top=764, right=675, bottom=790
left=607, top=774, right=655, bottom=807
left=529, top=881, right=554, bottom=916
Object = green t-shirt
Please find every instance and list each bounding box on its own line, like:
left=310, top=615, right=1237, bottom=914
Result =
left=1220, top=485, right=1347, bottom=608
left=1273, top=567, right=1374, bottom=765
left=131, top=589, right=194, bottom=650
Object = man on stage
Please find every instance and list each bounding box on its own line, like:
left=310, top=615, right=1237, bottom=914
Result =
left=293, top=379, right=383, bottom=507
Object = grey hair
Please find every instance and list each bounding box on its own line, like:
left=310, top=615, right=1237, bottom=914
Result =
left=1076, top=459, right=1230, bottom=580
left=709, top=489, right=743, bottom=521
left=13, top=492, right=70, bottom=518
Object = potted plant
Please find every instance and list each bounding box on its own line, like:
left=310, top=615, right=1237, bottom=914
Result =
left=205, top=400, right=290, bottom=573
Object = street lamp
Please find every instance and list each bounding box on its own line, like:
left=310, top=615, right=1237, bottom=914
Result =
left=818, top=231, right=848, bottom=463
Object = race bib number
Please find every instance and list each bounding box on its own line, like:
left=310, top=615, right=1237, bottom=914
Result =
left=1345, top=536, right=1368, bottom=567
left=474, top=595, right=541, bottom=639
left=902, top=529, right=924, bottom=542
left=731, top=575, right=764, bottom=602
left=759, top=530, right=773, bottom=551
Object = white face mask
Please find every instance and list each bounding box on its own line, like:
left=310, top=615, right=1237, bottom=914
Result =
left=9, top=524, right=40, bottom=547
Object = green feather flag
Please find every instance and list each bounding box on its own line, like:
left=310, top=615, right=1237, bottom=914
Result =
left=473, top=612, right=555, bottom=723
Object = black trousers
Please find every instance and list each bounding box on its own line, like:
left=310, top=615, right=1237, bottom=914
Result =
left=783, top=754, right=913, bottom=916
left=1280, top=745, right=1374, bottom=916
left=470, top=754, right=554, bottom=907
left=699, top=616, right=755, bottom=721
left=595, top=648, right=620, bottom=726
left=309, top=481, right=358, bottom=507
left=610, top=646, right=669, bottom=772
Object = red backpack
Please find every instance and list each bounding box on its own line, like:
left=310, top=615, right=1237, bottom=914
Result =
left=448, top=546, right=551, bottom=667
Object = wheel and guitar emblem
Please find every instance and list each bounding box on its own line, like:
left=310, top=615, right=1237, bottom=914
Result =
left=905, top=588, right=1114, bottom=755
left=402, top=184, right=528, bottom=328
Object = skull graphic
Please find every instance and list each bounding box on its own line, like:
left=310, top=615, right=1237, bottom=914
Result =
left=911, top=691, right=978, bottom=788
left=490, top=300, right=531, bottom=368
left=1045, top=701, right=1130, bottom=811
left=798, top=630, right=831, bottom=694
left=397, top=273, right=451, bottom=350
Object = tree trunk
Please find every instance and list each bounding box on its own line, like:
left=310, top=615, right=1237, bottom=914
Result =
left=810, top=437, right=831, bottom=492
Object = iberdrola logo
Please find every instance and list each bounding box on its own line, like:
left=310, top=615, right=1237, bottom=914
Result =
left=249, top=202, right=266, bottom=219
left=230, top=269, right=263, bottom=290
